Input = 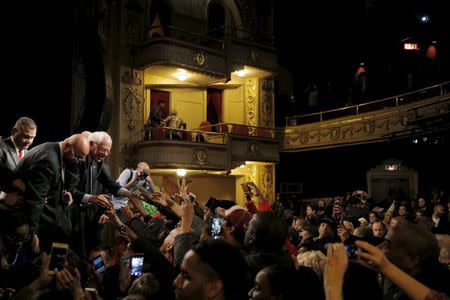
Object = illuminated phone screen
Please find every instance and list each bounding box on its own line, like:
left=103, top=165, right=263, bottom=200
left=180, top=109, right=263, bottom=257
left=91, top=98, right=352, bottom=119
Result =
left=130, top=256, right=144, bottom=277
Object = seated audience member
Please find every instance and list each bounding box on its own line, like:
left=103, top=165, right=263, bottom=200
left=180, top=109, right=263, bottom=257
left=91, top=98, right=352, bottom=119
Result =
left=174, top=240, right=249, bottom=300
left=162, top=110, right=185, bottom=140
left=431, top=203, right=449, bottom=234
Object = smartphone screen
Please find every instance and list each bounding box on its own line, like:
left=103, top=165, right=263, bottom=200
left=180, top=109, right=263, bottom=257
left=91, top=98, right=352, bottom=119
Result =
left=92, top=255, right=106, bottom=274
left=210, top=215, right=222, bottom=240
left=130, top=255, right=144, bottom=277
left=49, top=242, right=69, bottom=272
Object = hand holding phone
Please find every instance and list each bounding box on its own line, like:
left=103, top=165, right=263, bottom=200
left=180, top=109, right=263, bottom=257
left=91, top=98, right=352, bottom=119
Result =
left=48, top=242, right=69, bottom=274
left=92, top=255, right=106, bottom=274
left=130, top=254, right=144, bottom=278
left=345, top=244, right=359, bottom=260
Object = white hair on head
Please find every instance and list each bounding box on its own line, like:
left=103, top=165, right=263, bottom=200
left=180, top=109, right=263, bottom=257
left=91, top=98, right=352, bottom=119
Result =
left=88, top=131, right=112, bottom=145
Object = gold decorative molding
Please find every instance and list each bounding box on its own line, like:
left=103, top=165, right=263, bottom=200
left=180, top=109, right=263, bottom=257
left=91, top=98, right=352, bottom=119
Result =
left=261, top=164, right=274, bottom=204
left=193, top=52, right=207, bottom=68
left=121, top=67, right=144, bottom=136
left=282, top=95, right=450, bottom=151
left=246, top=164, right=257, bottom=185
left=246, top=79, right=258, bottom=131
left=260, top=79, right=274, bottom=128
left=193, top=147, right=208, bottom=165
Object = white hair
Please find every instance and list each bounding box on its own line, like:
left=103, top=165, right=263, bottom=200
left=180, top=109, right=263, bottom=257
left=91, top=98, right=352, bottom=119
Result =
left=88, top=131, right=112, bottom=146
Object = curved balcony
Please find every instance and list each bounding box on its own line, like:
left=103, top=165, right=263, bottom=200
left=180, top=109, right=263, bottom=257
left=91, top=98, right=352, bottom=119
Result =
left=281, top=81, right=450, bottom=151
left=129, top=123, right=279, bottom=171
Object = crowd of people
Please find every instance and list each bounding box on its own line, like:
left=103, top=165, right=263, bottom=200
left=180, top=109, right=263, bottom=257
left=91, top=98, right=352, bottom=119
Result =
left=1, top=117, right=449, bottom=300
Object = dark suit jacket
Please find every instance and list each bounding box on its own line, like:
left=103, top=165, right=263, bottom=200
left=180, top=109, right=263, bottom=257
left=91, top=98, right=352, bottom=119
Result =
left=15, top=142, right=71, bottom=240
left=0, top=137, right=23, bottom=171
left=66, top=158, right=122, bottom=202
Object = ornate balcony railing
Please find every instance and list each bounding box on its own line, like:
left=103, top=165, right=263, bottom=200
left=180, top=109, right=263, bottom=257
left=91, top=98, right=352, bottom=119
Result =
left=286, top=81, right=450, bottom=126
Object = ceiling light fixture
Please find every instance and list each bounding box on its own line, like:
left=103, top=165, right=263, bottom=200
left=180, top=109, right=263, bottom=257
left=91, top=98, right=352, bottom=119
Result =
left=175, top=69, right=189, bottom=81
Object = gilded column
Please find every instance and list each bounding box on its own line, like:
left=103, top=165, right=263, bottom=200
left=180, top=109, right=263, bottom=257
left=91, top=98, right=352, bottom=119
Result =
left=246, top=78, right=258, bottom=136
left=260, top=79, right=274, bottom=128
left=120, top=67, right=144, bottom=143
left=260, top=163, right=275, bottom=204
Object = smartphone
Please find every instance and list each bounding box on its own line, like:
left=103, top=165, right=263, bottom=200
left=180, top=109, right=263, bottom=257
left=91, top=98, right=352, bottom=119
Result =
left=345, top=244, right=359, bottom=260
left=92, top=255, right=106, bottom=274
left=209, top=215, right=222, bottom=240
left=130, top=254, right=144, bottom=277
left=49, top=242, right=69, bottom=273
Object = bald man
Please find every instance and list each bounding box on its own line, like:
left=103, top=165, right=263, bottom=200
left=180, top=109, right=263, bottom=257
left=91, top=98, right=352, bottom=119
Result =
left=16, top=134, right=89, bottom=251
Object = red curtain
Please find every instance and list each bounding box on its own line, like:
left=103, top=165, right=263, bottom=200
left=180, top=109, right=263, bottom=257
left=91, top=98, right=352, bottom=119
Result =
left=207, top=88, right=222, bottom=130
left=151, top=90, right=170, bottom=117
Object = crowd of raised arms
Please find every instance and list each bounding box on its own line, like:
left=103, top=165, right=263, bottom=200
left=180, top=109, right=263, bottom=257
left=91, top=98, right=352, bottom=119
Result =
left=0, top=117, right=449, bottom=300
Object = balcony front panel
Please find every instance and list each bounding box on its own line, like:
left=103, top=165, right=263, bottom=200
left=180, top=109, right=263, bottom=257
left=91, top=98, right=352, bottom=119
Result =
left=281, top=94, right=450, bottom=151
left=135, top=140, right=228, bottom=170
left=137, top=39, right=227, bottom=77
left=230, top=136, right=279, bottom=164
left=230, top=41, right=277, bottom=71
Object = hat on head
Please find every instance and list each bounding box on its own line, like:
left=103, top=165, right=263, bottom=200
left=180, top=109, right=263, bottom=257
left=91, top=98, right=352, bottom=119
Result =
left=215, top=205, right=251, bottom=231
left=319, top=217, right=336, bottom=228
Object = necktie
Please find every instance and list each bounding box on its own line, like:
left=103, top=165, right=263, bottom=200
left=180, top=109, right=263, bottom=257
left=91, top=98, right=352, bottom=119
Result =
left=18, top=150, right=24, bottom=160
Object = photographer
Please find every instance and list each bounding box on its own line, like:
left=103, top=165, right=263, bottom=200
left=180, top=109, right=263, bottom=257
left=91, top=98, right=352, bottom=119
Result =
left=112, top=162, right=158, bottom=212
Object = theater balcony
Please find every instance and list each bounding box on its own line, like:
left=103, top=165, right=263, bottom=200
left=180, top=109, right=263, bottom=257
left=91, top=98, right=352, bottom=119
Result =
left=281, top=81, right=450, bottom=152
left=125, top=123, right=279, bottom=173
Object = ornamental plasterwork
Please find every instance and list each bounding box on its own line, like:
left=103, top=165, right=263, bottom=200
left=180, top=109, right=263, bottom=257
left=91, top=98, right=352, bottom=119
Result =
left=246, top=78, right=257, bottom=136
left=282, top=95, right=450, bottom=150
left=193, top=147, right=208, bottom=166
left=193, top=52, right=207, bottom=68
left=261, top=164, right=274, bottom=203
left=246, top=164, right=257, bottom=184
left=260, top=79, right=274, bottom=128
left=121, top=68, right=144, bottom=134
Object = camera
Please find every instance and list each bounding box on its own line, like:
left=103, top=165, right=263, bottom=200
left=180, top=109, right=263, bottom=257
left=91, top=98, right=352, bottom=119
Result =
left=139, top=171, right=149, bottom=179
left=345, top=244, right=359, bottom=260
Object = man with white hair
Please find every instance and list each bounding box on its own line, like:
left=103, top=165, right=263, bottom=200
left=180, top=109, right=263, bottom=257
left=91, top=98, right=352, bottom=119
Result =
left=66, top=131, right=138, bottom=259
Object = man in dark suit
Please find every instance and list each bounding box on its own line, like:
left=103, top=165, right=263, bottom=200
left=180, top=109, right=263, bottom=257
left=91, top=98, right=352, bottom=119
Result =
left=0, top=117, right=36, bottom=209
left=15, top=134, right=90, bottom=252
left=66, top=131, right=137, bottom=259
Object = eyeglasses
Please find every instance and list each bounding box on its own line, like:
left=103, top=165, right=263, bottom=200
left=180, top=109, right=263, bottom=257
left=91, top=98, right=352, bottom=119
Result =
left=94, top=146, right=111, bottom=155
left=4, top=233, right=33, bottom=243
left=71, top=146, right=86, bottom=162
